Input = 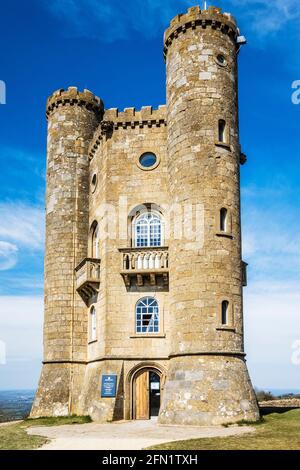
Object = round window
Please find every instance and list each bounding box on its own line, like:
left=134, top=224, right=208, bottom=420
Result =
left=139, top=152, right=157, bottom=168
left=91, top=173, right=97, bottom=193
left=216, top=54, right=227, bottom=66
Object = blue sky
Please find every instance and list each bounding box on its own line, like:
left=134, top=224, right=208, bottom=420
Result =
left=0, top=0, right=300, bottom=391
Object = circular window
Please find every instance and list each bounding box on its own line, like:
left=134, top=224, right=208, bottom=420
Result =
left=216, top=54, right=227, bottom=67
left=139, top=152, right=157, bottom=168
left=91, top=173, right=97, bottom=193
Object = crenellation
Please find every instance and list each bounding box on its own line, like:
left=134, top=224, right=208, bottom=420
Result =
left=46, top=87, right=104, bottom=120
left=164, top=6, right=238, bottom=58
left=88, top=105, right=167, bottom=159
left=105, top=105, right=166, bottom=124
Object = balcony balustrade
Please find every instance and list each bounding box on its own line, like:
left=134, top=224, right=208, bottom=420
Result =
left=119, top=247, right=169, bottom=288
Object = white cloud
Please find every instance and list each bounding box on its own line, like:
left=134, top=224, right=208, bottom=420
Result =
left=227, top=0, right=300, bottom=35
left=0, top=296, right=43, bottom=389
left=0, top=295, right=43, bottom=355
left=1, top=274, right=43, bottom=291
left=0, top=241, right=18, bottom=271
left=240, top=178, right=300, bottom=389
left=0, top=202, right=44, bottom=251
left=41, top=0, right=300, bottom=42
left=244, top=281, right=300, bottom=389
left=0, top=295, right=43, bottom=328
left=241, top=183, right=300, bottom=282
left=240, top=181, right=300, bottom=389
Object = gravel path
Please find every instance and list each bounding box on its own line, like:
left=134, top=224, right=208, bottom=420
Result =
left=27, top=418, right=255, bottom=450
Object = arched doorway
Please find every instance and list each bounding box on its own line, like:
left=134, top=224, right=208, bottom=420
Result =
left=132, top=368, right=162, bottom=420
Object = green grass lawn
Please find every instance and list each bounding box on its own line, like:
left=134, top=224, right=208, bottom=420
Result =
left=148, top=410, right=300, bottom=450
left=0, top=415, right=91, bottom=450
left=1, top=410, right=300, bottom=450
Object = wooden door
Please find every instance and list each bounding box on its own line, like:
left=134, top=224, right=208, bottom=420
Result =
left=135, top=370, right=149, bottom=419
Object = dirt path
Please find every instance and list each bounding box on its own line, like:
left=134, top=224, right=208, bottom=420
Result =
left=27, top=418, right=255, bottom=450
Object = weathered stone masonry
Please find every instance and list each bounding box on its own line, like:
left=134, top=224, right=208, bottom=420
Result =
left=31, top=6, right=259, bottom=425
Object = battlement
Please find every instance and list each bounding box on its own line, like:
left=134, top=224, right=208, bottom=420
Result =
left=164, top=5, right=238, bottom=58
left=104, top=105, right=166, bottom=125
left=46, top=87, right=104, bottom=120
left=89, top=105, right=167, bottom=159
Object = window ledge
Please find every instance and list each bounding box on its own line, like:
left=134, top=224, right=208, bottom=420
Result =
left=216, top=326, right=236, bottom=332
left=88, top=339, right=98, bottom=345
left=130, top=334, right=166, bottom=339
left=215, top=141, right=231, bottom=150
left=216, top=231, right=233, bottom=239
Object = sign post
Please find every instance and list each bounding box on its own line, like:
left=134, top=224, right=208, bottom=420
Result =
left=101, top=375, right=117, bottom=397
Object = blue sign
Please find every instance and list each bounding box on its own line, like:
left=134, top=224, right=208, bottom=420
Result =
left=101, top=375, right=117, bottom=397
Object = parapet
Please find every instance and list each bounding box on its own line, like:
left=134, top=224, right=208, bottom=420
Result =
left=104, top=105, right=166, bottom=127
left=164, top=5, right=238, bottom=58
left=89, top=105, right=167, bottom=159
left=46, top=87, right=104, bottom=120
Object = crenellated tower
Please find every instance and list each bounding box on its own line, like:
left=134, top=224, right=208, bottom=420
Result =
left=31, top=88, right=103, bottom=417
left=158, top=6, right=259, bottom=425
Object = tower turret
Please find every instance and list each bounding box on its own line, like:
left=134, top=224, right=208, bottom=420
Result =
left=159, top=6, right=259, bottom=425
left=31, top=87, right=104, bottom=417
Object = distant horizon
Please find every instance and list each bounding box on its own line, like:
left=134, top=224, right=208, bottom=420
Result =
left=1, top=0, right=299, bottom=393
left=1, top=387, right=300, bottom=395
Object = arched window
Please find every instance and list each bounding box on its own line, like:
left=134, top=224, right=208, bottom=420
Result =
left=90, top=306, right=97, bottom=341
left=220, top=208, right=228, bottom=232
left=91, top=222, right=100, bottom=258
left=136, top=297, right=159, bottom=333
left=221, top=300, right=229, bottom=325
left=218, top=119, right=226, bottom=143
left=134, top=212, right=162, bottom=248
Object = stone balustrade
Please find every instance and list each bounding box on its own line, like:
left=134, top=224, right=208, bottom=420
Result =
left=119, top=247, right=169, bottom=288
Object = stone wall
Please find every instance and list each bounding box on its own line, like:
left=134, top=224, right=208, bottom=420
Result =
left=82, top=106, right=170, bottom=421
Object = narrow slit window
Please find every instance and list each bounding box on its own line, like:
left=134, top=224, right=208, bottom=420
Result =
left=218, top=119, right=226, bottom=143
left=90, top=306, right=97, bottom=341
left=221, top=300, right=229, bottom=325
left=220, top=208, right=228, bottom=232
left=92, top=223, right=100, bottom=258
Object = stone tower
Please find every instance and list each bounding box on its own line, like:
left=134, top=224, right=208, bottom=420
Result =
left=31, top=89, right=103, bottom=417
left=158, top=6, right=258, bottom=425
left=31, top=6, right=259, bottom=425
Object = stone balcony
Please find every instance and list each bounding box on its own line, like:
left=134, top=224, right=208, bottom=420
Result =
left=75, top=257, right=101, bottom=303
left=119, top=247, right=169, bottom=289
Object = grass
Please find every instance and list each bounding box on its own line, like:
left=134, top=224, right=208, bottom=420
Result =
left=148, top=409, right=300, bottom=450
left=0, top=415, right=91, bottom=450
left=2, top=410, right=300, bottom=451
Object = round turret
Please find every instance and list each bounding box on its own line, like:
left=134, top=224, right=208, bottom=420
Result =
left=31, top=87, right=103, bottom=418
left=159, top=5, right=259, bottom=425
left=46, top=87, right=104, bottom=119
